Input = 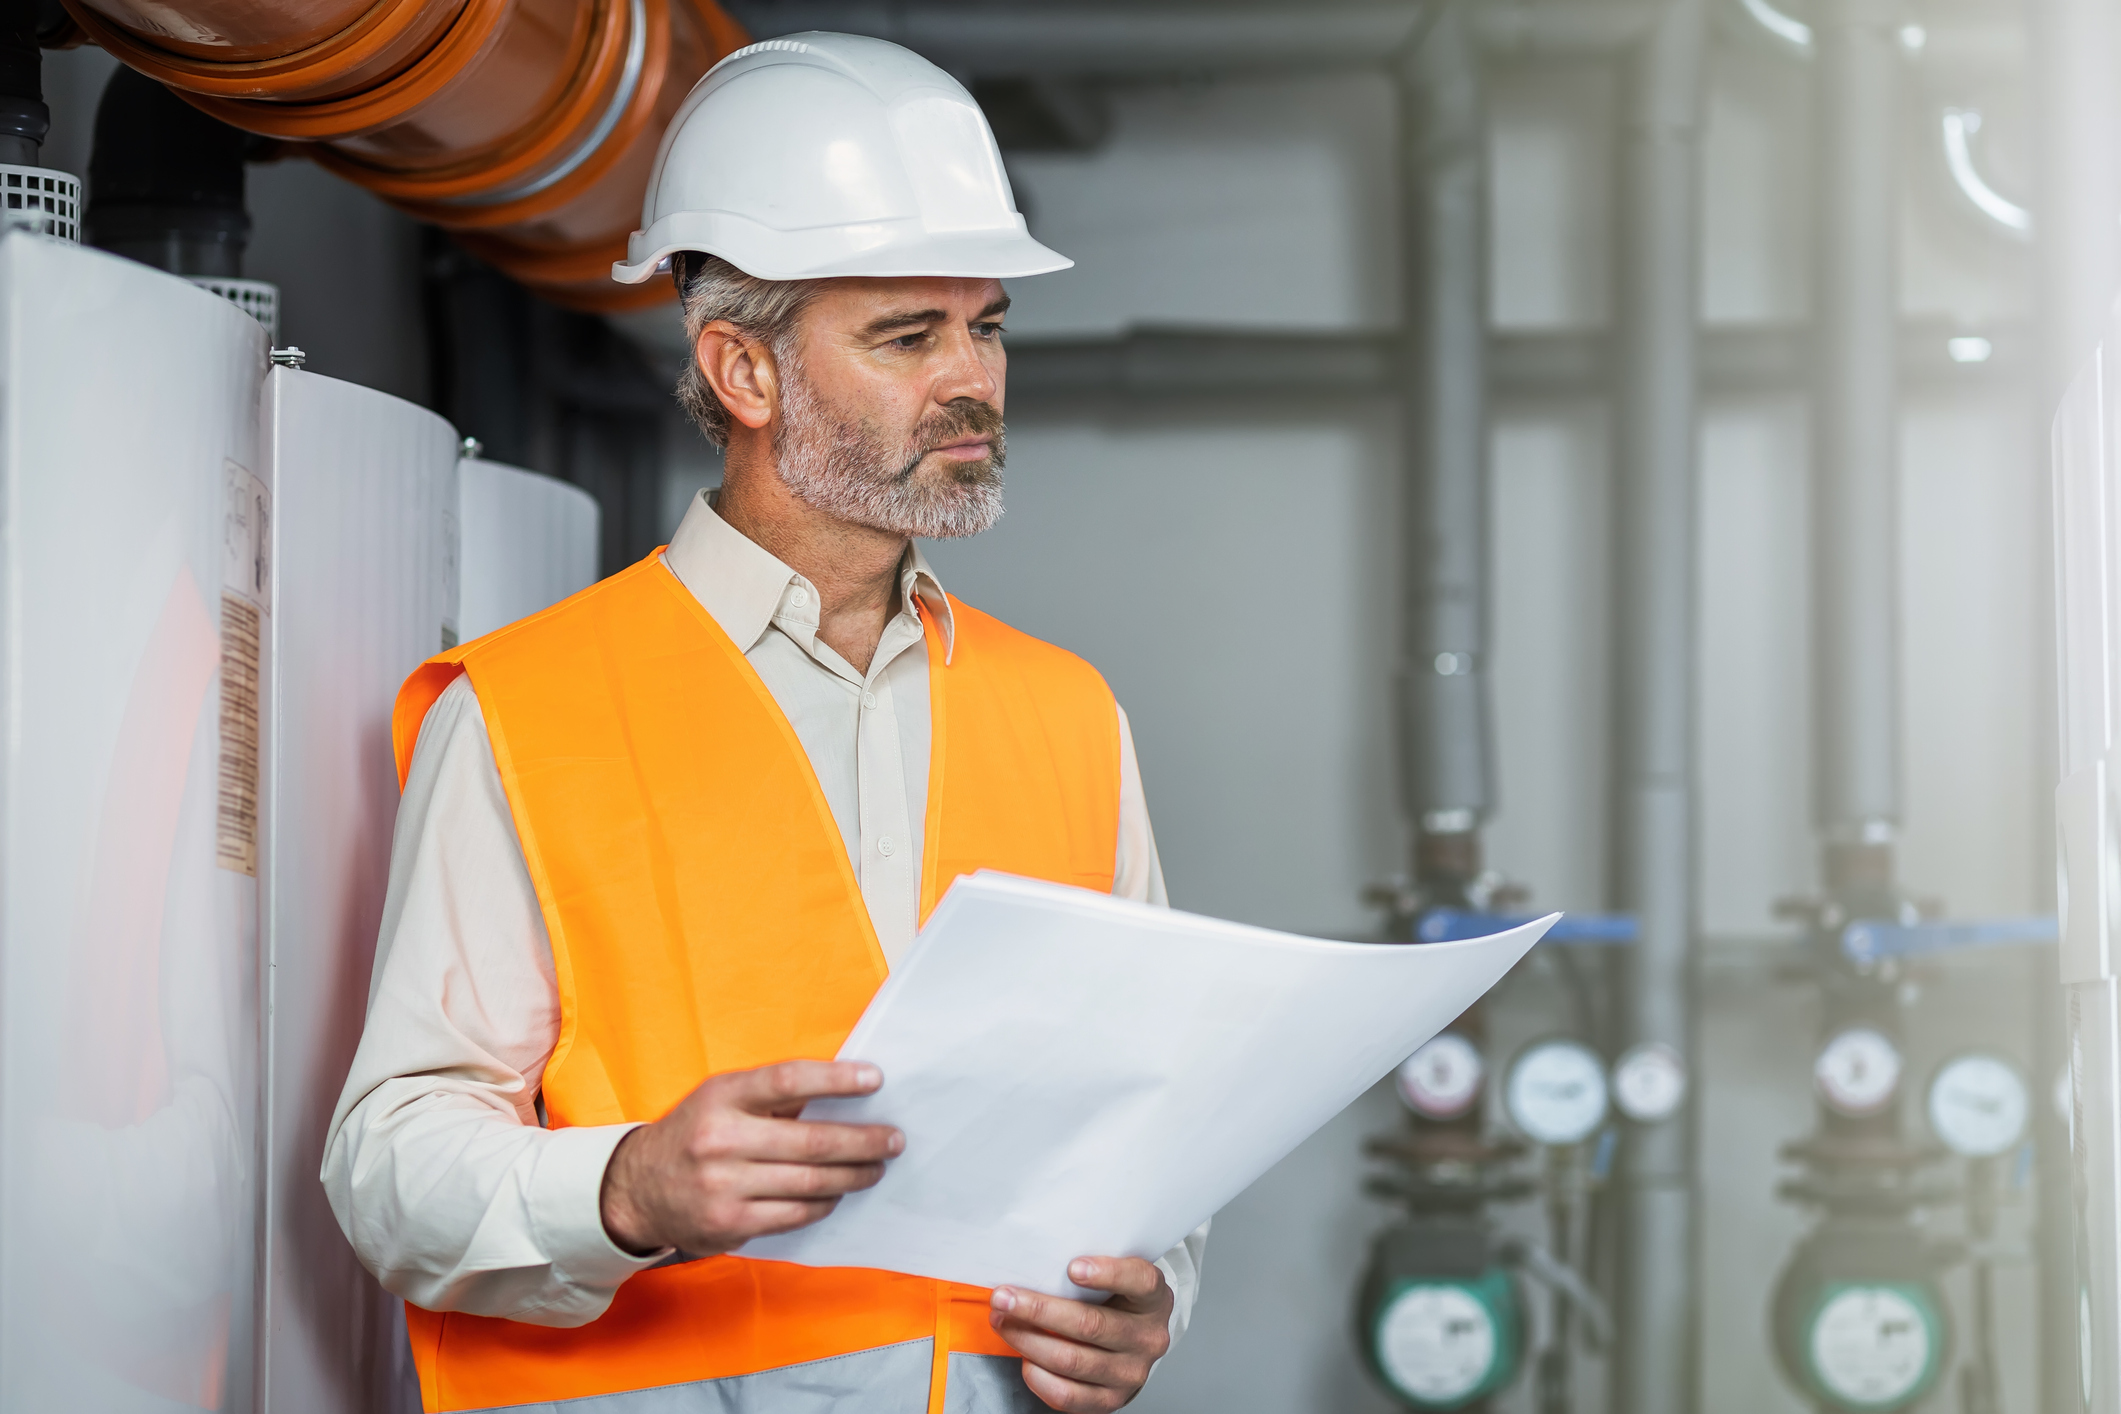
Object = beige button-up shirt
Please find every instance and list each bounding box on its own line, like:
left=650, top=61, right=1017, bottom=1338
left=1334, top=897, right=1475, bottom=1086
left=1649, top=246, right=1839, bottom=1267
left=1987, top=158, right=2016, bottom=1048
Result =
left=323, top=492, right=1207, bottom=1338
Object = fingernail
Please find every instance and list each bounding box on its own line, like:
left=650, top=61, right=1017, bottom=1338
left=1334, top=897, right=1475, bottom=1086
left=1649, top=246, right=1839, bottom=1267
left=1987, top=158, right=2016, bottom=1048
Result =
left=887, top=1130, right=905, bottom=1156
left=855, top=1064, right=882, bottom=1088
left=1069, top=1259, right=1093, bottom=1283
left=992, top=1288, right=1017, bottom=1312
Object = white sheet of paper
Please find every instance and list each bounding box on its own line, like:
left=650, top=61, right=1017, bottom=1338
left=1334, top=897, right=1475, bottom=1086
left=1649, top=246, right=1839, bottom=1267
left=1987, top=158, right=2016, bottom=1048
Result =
left=741, top=872, right=1556, bottom=1299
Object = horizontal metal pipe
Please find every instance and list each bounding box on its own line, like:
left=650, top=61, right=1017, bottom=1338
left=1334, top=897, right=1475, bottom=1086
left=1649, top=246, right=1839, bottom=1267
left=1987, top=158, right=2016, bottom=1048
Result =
left=727, top=0, right=1682, bottom=71
left=724, top=0, right=1429, bottom=72
left=1473, top=0, right=1658, bottom=54
left=998, top=321, right=2029, bottom=399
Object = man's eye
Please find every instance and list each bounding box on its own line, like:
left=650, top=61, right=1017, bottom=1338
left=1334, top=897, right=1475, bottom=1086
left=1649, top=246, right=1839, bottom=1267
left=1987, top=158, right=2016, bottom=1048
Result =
left=974, top=322, right=1004, bottom=339
left=892, top=333, right=927, bottom=350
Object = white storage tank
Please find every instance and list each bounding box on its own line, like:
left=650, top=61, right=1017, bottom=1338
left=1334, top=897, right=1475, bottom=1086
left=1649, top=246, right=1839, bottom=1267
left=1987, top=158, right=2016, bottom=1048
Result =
left=0, top=231, right=270, bottom=1411
left=457, top=455, right=600, bottom=643
left=261, top=366, right=460, bottom=1413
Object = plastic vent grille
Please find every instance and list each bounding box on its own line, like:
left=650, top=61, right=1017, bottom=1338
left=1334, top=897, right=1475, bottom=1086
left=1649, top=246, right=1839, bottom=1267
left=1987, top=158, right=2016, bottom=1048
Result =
left=0, top=166, right=81, bottom=243
left=188, top=277, right=281, bottom=344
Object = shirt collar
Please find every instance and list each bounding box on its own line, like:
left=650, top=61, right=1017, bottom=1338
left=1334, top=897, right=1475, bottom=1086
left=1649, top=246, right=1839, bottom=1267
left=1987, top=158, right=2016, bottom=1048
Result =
left=661, top=489, right=957, bottom=662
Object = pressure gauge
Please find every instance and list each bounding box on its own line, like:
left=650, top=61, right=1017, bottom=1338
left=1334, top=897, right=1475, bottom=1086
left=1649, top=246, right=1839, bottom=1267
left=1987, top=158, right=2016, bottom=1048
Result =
left=1925, top=1053, right=2028, bottom=1158
left=1504, top=1039, right=1608, bottom=1146
left=1805, top=1286, right=1941, bottom=1409
left=1814, top=1027, right=1902, bottom=1117
left=1612, top=1042, right=1688, bottom=1123
left=1397, top=1033, right=1486, bottom=1121
left=1374, top=1284, right=1501, bottom=1405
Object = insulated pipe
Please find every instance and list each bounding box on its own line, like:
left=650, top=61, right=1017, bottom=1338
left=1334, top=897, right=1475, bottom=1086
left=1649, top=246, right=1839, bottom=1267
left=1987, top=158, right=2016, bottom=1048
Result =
left=1609, top=0, right=1704, bottom=1407
left=1810, top=0, right=1901, bottom=856
left=61, top=0, right=748, bottom=309
left=1395, top=1, right=1492, bottom=900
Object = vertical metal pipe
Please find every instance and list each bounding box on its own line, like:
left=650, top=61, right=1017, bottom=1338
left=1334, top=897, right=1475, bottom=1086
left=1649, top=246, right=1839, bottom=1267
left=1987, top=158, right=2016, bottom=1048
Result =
left=1810, top=0, right=1901, bottom=857
left=1611, top=0, right=1705, bottom=1407
left=2033, top=0, right=2120, bottom=1400
left=1397, top=1, right=1492, bottom=902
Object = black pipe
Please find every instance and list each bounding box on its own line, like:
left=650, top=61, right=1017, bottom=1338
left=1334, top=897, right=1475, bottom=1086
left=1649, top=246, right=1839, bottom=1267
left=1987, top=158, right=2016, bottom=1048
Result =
left=84, top=67, right=250, bottom=277
left=0, top=0, right=47, bottom=167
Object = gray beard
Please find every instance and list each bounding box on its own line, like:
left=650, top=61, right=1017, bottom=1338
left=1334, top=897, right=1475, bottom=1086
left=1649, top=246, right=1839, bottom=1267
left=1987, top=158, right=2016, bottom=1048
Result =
left=771, top=365, right=1006, bottom=540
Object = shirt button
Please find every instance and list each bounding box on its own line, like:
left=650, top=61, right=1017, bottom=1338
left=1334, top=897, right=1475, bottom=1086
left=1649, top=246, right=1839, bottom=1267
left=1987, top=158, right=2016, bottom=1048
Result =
left=790, top=587, right=809, bottom=608
left=862, top=691, right=878, bottom=710
left=877, top=835, right=897, bottom=857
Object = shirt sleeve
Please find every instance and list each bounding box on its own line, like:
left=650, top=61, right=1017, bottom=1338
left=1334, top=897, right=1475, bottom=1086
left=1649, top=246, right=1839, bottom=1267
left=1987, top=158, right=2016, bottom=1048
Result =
left=1112, top=701, right=1209, bottom=1347
left=320, top=675, right=666, bottom=1328
left=1113, top=702, right=1168, bottom=907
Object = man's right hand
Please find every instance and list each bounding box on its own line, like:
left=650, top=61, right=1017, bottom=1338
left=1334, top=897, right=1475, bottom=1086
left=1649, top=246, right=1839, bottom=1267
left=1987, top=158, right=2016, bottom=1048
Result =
left=598, top=1060, right=902, bottom=1257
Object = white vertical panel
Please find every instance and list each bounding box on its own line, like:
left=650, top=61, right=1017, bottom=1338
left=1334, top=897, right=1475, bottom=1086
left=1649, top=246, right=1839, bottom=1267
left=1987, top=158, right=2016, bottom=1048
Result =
left=2055, top=328, right=2121, bottom=1414
left=1696, top=398, right=1813, bottom=936
left=1899, top=391, right=2041, bottom=918
left=458, top=457, right=599, bottom=642
left=262, top=369, right=456, bottom=1413
left=1486, top=408, right=1613, bottom=912
left=0, top=234, right=268, bottom=1410
left=1488, top=63, right=1616, bottom=331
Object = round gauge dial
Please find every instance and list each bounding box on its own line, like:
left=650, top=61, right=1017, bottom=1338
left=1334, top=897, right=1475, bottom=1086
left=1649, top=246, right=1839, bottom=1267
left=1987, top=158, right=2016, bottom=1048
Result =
left=1926, top=1053, right=2028, bottom=1158
left=1612, top=1041, right=1688, bottom=1123
left=1814, top=1027, right=1902, bottom=1117
left=1397, top=1034, right=1486, bottom=1120
left=1504, top=1039, right=1609, bottom=1146
left=1375, top=1284, right=1500, bottom=1405
left=1806, top=1286, right=1938, bottom=1408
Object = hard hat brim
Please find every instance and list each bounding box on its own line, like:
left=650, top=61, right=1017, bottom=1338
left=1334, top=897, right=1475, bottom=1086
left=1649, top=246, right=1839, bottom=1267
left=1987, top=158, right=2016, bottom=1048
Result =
left=613, top=213, right=1073, bottom=286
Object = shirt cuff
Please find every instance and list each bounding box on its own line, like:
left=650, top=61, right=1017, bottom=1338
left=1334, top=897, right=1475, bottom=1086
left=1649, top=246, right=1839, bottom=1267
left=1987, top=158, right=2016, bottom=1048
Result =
left=528, top=1122, right=672, bottom=1293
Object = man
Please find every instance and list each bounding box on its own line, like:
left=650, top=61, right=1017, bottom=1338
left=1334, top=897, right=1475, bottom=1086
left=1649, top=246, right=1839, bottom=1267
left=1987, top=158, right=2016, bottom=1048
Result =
left=324, top=32, right=1206, bottom=1414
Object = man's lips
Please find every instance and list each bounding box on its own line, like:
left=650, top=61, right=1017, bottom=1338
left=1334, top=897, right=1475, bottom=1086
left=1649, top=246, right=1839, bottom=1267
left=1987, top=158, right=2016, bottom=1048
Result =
left=929, top=436, right=995, bottom=460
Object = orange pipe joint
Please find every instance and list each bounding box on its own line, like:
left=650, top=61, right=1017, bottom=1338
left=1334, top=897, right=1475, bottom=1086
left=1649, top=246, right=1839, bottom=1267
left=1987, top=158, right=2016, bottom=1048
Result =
left=62, top=0, right=749, bottom=310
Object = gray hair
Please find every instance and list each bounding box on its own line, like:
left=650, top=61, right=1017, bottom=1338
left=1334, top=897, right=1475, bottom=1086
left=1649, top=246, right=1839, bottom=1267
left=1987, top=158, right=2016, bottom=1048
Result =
left=673, top=252, right=824, bottom=448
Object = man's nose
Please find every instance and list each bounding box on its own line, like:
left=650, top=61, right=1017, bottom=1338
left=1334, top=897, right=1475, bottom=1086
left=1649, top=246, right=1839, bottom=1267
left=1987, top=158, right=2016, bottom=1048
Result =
left=932, top=329, right=1000, bottom=407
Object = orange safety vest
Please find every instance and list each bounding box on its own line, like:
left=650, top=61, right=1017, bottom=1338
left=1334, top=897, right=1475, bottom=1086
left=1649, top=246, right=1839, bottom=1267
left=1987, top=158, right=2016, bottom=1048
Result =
left=388, top=551, right=1122, bottom=1414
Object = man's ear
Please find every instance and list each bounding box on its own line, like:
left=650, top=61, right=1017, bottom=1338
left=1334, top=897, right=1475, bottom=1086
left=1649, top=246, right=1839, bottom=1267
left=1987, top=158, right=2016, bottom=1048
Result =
left=696, top=321, right=778, bottom=433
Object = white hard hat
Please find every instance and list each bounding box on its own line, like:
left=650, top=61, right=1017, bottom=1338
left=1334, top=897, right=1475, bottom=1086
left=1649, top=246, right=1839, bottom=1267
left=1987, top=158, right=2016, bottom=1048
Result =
left=613, top=32, right=1071, bottom=285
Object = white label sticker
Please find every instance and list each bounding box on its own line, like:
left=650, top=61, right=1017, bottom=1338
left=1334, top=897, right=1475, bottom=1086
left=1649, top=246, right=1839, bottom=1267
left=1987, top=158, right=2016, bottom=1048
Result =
left=223, top=460, right=270, bottom=607
left=217, top=593, right=261, bottom=875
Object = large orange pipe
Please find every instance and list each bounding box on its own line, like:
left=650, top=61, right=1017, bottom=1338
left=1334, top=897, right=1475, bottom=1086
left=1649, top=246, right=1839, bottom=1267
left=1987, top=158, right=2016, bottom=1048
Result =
left=61, top=0, right=747, bottom=310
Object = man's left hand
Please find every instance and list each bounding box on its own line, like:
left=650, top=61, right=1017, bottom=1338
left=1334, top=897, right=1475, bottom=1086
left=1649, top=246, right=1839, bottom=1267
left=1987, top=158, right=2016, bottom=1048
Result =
left=990, top=1256, right=1173, bottom=1412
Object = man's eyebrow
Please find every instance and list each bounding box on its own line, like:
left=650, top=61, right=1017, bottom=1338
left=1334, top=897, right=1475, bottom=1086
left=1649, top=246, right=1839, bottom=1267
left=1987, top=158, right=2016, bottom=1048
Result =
left=858, top=308, right=947, bottom=340
left=857, top=296, right=1012, bottom=342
